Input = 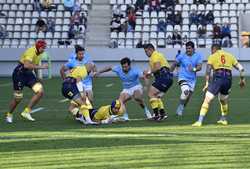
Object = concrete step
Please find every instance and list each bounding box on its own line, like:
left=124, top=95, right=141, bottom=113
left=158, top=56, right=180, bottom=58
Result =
left=92, top=4, right=110, bottom=10
left=85, top=40, right=109, bottom=47
left=88, top=18, right=110, bottom=25
left=89, top=12, right=111, bottom=18
left=87, top=25, right=110, bottom=31
left=92, top=0, right=109, bottom=4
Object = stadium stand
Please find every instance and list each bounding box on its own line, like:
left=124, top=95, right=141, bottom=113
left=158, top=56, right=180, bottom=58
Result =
left=0, top=0, right=91, bottom=48
left=109, top=0, right=250, bottom=48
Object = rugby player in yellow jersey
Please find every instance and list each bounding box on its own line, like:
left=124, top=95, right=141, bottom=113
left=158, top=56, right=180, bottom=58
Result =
left=61, top=63, right=97, bottom=125
left=5, top=40, right=48, bottom=123
left=192, top=44, right=246, bottom=127
left=143, top=43, right=173, bottom=121
left=89, top=100, right=124, bottom=124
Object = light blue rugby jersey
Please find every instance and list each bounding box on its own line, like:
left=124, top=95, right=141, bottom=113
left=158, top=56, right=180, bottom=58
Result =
left=176, top=52, right=203, bottom=82
left=112, top=65, right=143, bottom=89
left=64, top=52, right=93, bottom=86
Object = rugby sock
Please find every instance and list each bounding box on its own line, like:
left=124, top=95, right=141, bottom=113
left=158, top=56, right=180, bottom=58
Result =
left=220, top=103, right=228, bottom=116
left=23, top=107, right=31, bottom=114
left=198, top=102, right=209, bottom=123
left=150, top=98, right=159, bottom=116
left=158, top=99, right=164, bottom=109
left=80, top=105, right=92, bottom=123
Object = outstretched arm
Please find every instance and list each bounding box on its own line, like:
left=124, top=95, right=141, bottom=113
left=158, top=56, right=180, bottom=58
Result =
left=93, top=66, right=113, bottom=77
left=234, top=63, right=246, bottom=88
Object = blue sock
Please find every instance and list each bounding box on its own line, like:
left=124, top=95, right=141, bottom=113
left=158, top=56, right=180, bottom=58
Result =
left=198, top=115, right=205, bottom=123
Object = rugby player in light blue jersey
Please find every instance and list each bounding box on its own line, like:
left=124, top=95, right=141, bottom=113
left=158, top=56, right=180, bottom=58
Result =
left=94, top=57, right=152, bottom=121
left=170, top=41, right=203, bottom=116
left=60, top=45, right=96, bottom=122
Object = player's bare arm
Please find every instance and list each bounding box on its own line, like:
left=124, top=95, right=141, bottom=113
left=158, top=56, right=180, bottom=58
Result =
left=203, top=64, right=212, bottom=91
left=60, top=65, right=70, bottom=80
left=23, top=60, right=48, bottom=70
left=234, top=63, right=246, bottom=88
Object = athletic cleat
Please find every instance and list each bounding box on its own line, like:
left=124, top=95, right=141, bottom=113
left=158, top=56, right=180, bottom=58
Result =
left=75, top=115, right=87, bottom=124
left=157, top=113, right=168, bottom=121
left=21, top=112, right=35, bottom=121
left=6, top=113, right=13, bottom=123
left=217, top=120, right=228, bottom=125
left=192, top=121, right=202, bottom=127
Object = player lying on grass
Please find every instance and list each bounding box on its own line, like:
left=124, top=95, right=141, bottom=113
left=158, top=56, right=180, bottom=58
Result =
left=61, top=63, right=97, bottom=125
left=94, top=57, right=152, bottom=121
left=192, top=44, right=246, bottom=127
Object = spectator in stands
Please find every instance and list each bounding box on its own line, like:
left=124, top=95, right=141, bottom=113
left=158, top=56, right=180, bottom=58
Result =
left=206, top=10, right=214, bottom=24
left=166, top=11, right=175, bottom=26
left=148, top=0, right=160, bottom=12
left=174, top=11, right=183, bottom=25
left=222, top=37, right=233, bottom=48
left=161, top=0, right=175, bottom=11
left=71, top=11, right=82, bottom=27
left=189, top=9, right=198, bottom=25
left=47, top=18, right=55, bottom=33
left=197, top=25, right=207, bottom=38
left=197, top=11, right=206, bottom=26
left=73, top=0, right=81, bottom=13
left=212, top=23, right=221, bottom=39
left=135, top=0, right=145, bottom=11
left=136, top=39, right=143, bottom=48
left=221, top=22, right=231, bottom=39
left=157, top=19, right=166, bottom=32
left=194, top=0, right=208, bottom=4
left=80, top=12, right=88, bottom=28
left=35, top=17, right=47, bottom=33
left=127, top=7, right=136, bottom=31
left=33, top=0, right=41, bottom=12
left=110, top=17, right=122, bottom=32
left=0, top=25, right=8, bottom=39
left=241, top=31, right=250, bottom=48
left=218, top=0, right=225, bottom=4
left=41, top=0, right=51, bottom=10
left=64, top=0, right=75, bottom=14
left=172, top=29, right=182, bottom=45
left=68, top=23, right=77, bottom=39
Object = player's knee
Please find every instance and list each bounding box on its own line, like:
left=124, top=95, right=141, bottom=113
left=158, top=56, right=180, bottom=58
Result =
left=13, top=91, right=23, bottom=102
left=180, top=90, right=189, bottom=100
left=32, top=82, right=44, bottom=94
left=204, top=91, right=214, bottom=104
left=218, top=94, right=228, bottom=104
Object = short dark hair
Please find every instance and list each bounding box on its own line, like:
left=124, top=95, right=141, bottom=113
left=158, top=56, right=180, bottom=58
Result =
left=211, top=44, right=221, bottom=50
left=75, top=45, right=85, bottom=53
left=143, top=43, right=155, bottom=50
left=186, top=41, right=195, bottom=48
left=120, top=57, right=131, bottom=66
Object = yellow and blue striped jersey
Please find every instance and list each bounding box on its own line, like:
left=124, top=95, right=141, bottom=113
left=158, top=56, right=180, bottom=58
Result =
left=207, top=50, right=238, bottom=70
left=149, top=51, right=170, bottom=70
left=93, top=105, right=124, bottom=122
left=19, top=46, right=43, bottom=65
left=67, top=66, right=88, bottom=79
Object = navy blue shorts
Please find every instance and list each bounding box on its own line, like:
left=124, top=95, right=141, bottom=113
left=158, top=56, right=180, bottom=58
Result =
left=89, top=109, right=98, bottom=120
left=61, top=77, right=80, bottom=100
left=152, top=68, right=173, bottom=93
left=12, top=64, right=38, bottom=91
left=208, top=74, right=232, bottom=95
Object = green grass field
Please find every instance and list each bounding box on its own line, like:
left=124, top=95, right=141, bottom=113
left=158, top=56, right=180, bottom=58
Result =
left=0, top=77, right=250, bottom=169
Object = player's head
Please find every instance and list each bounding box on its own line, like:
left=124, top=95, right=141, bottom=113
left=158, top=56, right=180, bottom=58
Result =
left=211, top=44, right=221, bottom=54
left=110, top=100, right=121, bottom=115
left=35, top=40, right=46, bottom=54
left=143, top=43, right=155, bottom=57
left=185, top=41, right=195, bottom=56
left=120, top=57, right=131, bottom=73
left=241, top=31, right=250, bottom=48
left=75, top=45, right=85, bottom=61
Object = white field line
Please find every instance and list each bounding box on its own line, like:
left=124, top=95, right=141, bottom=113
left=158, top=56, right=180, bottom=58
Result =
left=59, top=98, right=69, bottom=103
left=0, top=82, right=12, bottom=87
left=30, top=107, right=45, bottom=114
left=105, top=83, right=114, bottom=87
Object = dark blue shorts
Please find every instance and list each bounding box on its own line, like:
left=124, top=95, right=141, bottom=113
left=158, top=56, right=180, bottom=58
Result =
left=152, top=68, right=173, bottom=93
left=208, top=75, right=232, bottom=95
left=89, top=109, right=98, bottom=120
left=12, top=64, right=38, bottom=91
left=61, top=78, right=80, bottom=100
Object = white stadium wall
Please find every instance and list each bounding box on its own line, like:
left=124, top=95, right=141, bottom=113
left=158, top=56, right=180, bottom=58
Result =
left=0, top=48, right=249, bottom=77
